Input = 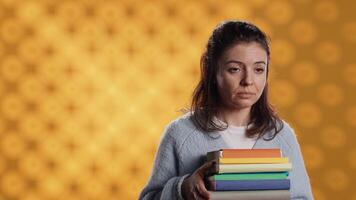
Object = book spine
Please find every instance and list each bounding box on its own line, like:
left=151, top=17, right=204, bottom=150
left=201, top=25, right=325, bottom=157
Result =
left=209, top=190, right=291, bottom=200
left=206, top=151, right=221, bottom=175
left=219, top=163, right=292, bottom=173
left=207, top=151, right=221, bottom=162
left=212, top=172, right=289, bottom=181
left=219, top=157, right=289, bottom=164
left=213, top=179, right=291, bottom=191
left=222, top=149, right=282, bottom=158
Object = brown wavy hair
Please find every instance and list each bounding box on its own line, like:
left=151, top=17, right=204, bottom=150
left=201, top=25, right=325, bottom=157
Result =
left=190, top=20, right=283, bottom=140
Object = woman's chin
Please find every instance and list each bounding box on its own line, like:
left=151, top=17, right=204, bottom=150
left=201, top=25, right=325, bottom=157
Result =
left=231, top=102, right=254, bottom=110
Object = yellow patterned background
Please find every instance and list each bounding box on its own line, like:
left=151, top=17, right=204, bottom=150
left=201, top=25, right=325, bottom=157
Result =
left=0, top=0, right=355, bottom=199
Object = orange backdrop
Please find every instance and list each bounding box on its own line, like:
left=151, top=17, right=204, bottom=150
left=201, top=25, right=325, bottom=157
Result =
left=0, top=0, right=355, bottom=199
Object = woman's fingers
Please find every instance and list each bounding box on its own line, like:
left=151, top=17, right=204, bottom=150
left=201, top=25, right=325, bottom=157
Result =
left=183, top=161, right=216, bottom=200
left=196, top=182, right=210, bottom=199
left=192, top=191, right=198, bottom=200
left=190, top=161, right=214, bottom=199
left=192, top=185, right=208, bottom=200
left=197, top=160, right=217, bottom=176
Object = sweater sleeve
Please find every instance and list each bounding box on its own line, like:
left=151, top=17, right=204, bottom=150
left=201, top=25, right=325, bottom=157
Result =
left=139, top=123, right=188, bottom=200
left=280, top=124, right=314, bottom=200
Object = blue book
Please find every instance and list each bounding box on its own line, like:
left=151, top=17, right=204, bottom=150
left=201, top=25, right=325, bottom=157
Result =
left=206, top=179, right=290, bottom=191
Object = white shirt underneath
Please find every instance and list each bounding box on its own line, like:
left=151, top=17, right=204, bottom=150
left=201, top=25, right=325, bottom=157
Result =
left=220, top=125, right=257, bottom=149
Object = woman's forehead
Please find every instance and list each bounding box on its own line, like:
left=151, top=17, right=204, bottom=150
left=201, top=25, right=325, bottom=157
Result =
left=220, top=42, right=268, bottom=63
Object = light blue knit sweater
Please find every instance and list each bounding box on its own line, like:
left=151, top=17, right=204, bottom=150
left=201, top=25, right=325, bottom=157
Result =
left=139, top=113, right=314, bottom=200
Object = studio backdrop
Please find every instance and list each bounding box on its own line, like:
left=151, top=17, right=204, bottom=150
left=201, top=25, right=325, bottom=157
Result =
left=0, top=0, right=355, bottom=199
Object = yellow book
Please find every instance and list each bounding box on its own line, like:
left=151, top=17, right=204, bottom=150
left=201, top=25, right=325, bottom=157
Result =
left=219, top=157, right=289, bottom=164
left=219, top=163, right=292, bottom=173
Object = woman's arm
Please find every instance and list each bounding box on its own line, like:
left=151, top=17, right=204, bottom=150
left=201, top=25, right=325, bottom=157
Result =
left=281, top=124, right=314, bottom=200
left=138, top=123, right=188, bottom=200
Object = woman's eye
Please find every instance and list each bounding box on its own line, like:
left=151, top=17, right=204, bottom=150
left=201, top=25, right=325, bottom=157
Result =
left=255, top=68, right=265, bottom=73
left=228, top=67, right=241, bottom=73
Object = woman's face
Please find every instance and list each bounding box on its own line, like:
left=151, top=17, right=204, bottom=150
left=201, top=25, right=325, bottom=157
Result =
left=216, top=42, right=268, bottom=110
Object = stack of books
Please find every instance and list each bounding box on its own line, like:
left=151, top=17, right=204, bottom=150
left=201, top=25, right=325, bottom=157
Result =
left=205, top=149, right=292, bottom=200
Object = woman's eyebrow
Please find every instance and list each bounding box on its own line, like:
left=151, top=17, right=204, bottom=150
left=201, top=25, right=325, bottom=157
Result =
left=224, top=60, right=245, bottom=65
left=255, top=61, right=267, bottom=65
left=224, top=60, right=266, bottom=65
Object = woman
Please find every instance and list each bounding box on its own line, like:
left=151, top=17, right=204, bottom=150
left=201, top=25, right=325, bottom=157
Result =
left=139, top=20, right=313, bottom=200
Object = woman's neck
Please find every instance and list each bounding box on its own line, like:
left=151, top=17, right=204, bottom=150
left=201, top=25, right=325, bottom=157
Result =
left=217, top=107, right=251, bottom=127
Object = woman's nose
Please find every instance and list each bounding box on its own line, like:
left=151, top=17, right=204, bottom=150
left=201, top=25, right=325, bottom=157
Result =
left=240, top=70, right=253, bottom=86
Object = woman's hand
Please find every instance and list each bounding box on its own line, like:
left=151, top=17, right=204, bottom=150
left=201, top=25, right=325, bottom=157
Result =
left=181, top=161, right=216, bottom=200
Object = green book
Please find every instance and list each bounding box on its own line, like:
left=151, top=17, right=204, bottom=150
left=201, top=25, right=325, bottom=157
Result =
left=211, top=172, right=289, bottom=181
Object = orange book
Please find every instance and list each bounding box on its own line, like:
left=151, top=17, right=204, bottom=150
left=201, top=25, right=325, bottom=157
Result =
left=222, top=149, right=282, bottom=158
left=207, top=149, right=282, bottom=161
left=219, top=157, right=289, bottom=164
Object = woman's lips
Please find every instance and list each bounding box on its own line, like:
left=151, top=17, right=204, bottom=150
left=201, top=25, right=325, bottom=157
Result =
left=237, top=92, right=255, bottom=98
